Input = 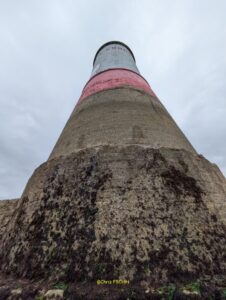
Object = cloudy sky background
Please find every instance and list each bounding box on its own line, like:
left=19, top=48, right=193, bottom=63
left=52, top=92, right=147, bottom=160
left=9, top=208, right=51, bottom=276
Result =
left=0, top=0, right=226, bottom=199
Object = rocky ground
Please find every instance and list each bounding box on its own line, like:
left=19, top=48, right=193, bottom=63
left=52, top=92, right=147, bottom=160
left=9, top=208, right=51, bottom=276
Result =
left=0, top=145, right=226, bottom=299
left=0, top=273, right=226, bottom=299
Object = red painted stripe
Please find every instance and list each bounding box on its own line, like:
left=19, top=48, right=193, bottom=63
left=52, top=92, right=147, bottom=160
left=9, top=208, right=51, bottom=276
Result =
left=77, top=69, right=156, bottom=105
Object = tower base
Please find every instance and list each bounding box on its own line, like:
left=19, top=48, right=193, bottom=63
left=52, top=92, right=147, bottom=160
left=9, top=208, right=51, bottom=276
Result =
left=1, top=145, right=226, bottom=294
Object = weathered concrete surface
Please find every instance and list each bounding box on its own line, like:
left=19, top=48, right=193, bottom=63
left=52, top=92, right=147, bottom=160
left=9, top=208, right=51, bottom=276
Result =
left=1, top=145, right=226, bottom=287
left=49, top=88, right=196, bottom=159
left=0, top=199, right=19, bottom=240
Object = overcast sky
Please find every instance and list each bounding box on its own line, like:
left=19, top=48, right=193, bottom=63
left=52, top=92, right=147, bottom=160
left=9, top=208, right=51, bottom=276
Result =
left=0, top=0, right=226, bottom=200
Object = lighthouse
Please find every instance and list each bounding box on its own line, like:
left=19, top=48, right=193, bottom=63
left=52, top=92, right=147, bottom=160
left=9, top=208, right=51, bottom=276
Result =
left=50, top=41, right=195, bottom=159
left=1, top=41, right=226, bottom=298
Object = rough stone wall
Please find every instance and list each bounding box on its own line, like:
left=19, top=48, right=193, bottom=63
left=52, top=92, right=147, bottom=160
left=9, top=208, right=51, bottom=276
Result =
left=0, top=199, right=19, bottom=240
left=1, top=145, right=226, bottom=285
left=49, top=88, right=196, bottom=159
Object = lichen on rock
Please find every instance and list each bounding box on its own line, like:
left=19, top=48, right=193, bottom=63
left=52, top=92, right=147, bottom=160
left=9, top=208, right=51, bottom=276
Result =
left=0, top=145, right=226, bottom=288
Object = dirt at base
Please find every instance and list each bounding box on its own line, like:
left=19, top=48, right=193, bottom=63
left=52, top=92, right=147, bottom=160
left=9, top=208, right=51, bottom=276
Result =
left=0, top=273, right=226, bottom=300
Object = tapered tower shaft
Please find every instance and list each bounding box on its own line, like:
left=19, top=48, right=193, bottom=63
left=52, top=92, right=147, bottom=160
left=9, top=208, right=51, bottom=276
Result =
left=49, top=41, right=195, bottom=160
